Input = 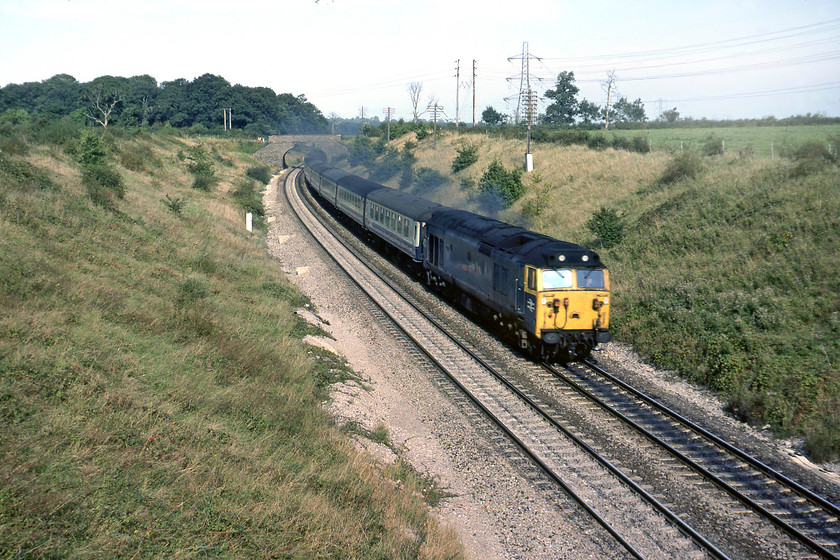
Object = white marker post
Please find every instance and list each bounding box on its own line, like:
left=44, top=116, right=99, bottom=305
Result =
left=246, top=212, right=253, bottom=232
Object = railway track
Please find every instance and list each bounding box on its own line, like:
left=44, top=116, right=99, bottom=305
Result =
left=547, top=359, right=840, bottom=559
left=284, top=168, right=726, bottom=559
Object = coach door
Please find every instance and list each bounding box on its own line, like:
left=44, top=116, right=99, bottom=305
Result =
left=429, top=234, right=443, bottom=268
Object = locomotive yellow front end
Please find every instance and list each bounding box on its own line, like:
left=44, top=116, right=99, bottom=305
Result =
left=522, top=265, right=611, bottom=361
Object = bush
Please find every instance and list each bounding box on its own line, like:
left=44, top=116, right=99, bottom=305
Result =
left=787, top=140, right=837, bottom=178
left=702, top=134, right=725, bottom=156
left=586, top=206, right=625, bottom=248
left=414, top=167, right=446, bottom=193
left=246, top=165, right=272, bottom=184
left=370, top=148, right=405, bottom=182
left=180, top=144, right=217, bottom=190
left=347, top=136, right=382, bottom=168
left=231, top=179, right=265, bottom=218
left=73, top=129, right=108, bottom=167
left=478, top=159, right=525, bottom=207
left=451, top=144, right=479, bottom=172
left=0, top=154, right=58, bottom=191
left=82, top=164, right=125, bottom=208
left=659, top=150, right=705, bottom=184
left=162, top=194, right=187, bottom=215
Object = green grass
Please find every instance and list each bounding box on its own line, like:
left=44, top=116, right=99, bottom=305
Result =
left=605, top=124, right=840, bottom=158
left=365, top=125, right=840, bottom=462
left=0, top=126, right=463, bottom=559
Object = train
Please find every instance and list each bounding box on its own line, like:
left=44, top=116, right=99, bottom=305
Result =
left=302, top=152, right=611, bottom=362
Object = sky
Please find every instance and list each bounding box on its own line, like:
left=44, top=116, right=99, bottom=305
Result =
left=1, top=0, right=838, bottom=123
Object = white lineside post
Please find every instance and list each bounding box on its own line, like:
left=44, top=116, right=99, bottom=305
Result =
left=246, top=212, right=253, bottom=232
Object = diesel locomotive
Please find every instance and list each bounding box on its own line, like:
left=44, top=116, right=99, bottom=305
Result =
left=303, top=153, right=611, bottom=362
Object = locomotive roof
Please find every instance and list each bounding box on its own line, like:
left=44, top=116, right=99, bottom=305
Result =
left=429, top=208, right=602, bottom=268
left=367, top=188, right=444, bottom=221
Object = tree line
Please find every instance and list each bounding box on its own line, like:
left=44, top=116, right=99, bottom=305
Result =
left=0, top=73, right=329, bottom=135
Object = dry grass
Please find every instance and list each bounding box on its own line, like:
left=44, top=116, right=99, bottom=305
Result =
left=0, top=130, right=464, bottom=559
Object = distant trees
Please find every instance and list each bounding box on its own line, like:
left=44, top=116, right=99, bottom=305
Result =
left=0, top=73, right=328, bottom=135
left=481, top=106, right=506, bottom=126
left=541, top=70, right=647, bottom=128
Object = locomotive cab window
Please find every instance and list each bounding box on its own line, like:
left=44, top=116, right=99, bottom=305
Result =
left=542, top=269, right=573, bottom=289
left=577, top=269, right=606, bottom=289
left=527, top=267, right=536, bottom=291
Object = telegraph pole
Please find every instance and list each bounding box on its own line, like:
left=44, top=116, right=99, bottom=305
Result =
left=454, top=59, right=460, bottom=130
left=427, top=102, right=444, bottom=149
left=472, top=59, right=477, bottom=127
left=523, top=89, right=539, bottom=171
left=382, top=107, right=394, bottom=142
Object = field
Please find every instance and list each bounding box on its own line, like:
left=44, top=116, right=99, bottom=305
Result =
left=349, top=123, right=840, bottom=462
left=0, top=126, right=463, bottom=558
left=605, top=124, right=840, bottom=158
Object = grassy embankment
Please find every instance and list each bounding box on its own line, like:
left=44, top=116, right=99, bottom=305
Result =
left=350, top=124, right=840, bottom=462
left=0, top=126, right=463, bottom=558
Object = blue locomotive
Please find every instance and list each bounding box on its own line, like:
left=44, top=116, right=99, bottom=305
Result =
left=303, top=153, right=611, bottom=361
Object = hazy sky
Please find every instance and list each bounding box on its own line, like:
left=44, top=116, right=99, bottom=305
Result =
left=1, top=0, right=838, bottom=122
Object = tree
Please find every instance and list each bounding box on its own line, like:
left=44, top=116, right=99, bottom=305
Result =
left=578, top=99, right=602, bottom=125
left=408, top=82, right=423, bottom=123
left=85, top=77, right=125, bottom=128
left=611, top=97, right=646, bottom=123
left=542, top=71, right=579, bottom=125
left=661, top=107, right=680, bottom=122
left=602, top=70, right=617, bottom=130
left=481, top=106, right=505, bottom=126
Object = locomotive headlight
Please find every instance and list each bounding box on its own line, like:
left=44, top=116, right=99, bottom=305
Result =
left=582, top=255, right=589, bottom=262
left=558, top=255, right=566, bottom=262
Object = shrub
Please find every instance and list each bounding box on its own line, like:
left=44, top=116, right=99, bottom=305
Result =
left=702, top=134, right=725, bottom=156
left=162, top=194, right=187, bottom=215
left=347, top=136, right=382, bottom=168
left=586, top=206, right=625, bottom=248
left=0, top=154, right=58, bottom=191
left=73, top=129, right=108, bottom=167
left=630, top=135, right=651, bottom=154
left=451, top=144, right=479, bottom=172
left=521, top=174, right=553, bottom=225
left=414, top=167, right=446, bottom=193
left=788, top=140, right=837, bottom=178
left=82, top=164, right=125, bottom=208
left=245, top=165, right=272, bottom=184
left=370, top=148, right=405, bottom=182
left=478, top=159, right=525, bottom=207
left=231, top=179, right=265, bottom=218
left=659, top=150, right=705, bottom=184
left=180, top=144, right=217, bottom=190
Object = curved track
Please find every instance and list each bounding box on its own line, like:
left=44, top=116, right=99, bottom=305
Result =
left=284, top=168, right=733, bottom=559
